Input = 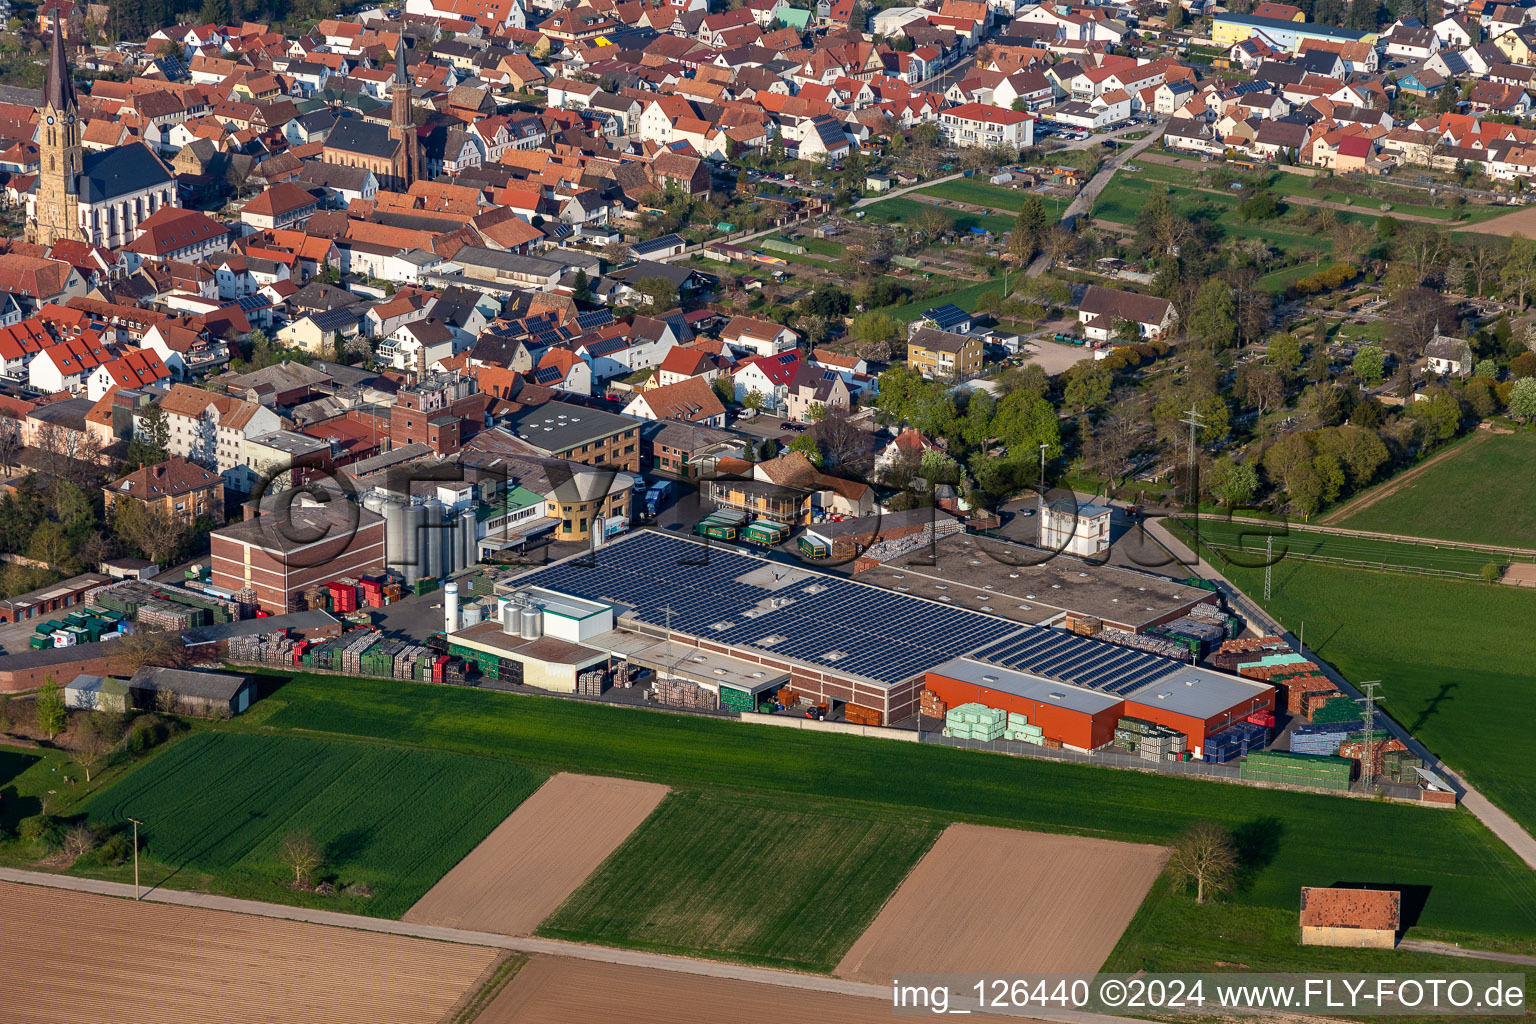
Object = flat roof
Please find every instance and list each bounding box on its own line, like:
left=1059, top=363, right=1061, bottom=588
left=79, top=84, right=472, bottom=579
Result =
left=1121, top=664, right=1275, bottom=721
left=451, top=618, right=607, bottom=665
left=585, top=628, right=789, bottom=693
left=214, top=501, right=384, bottom=554
left=502, top=404, right=638, bottom=452
left=927, top=657, right=1123, bottom=716
left=854, top=534, right=1212, bottom=630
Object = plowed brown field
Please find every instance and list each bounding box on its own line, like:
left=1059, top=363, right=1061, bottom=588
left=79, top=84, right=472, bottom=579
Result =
left=477, top=955, right=902, bottom=1024
left=836, top=824, right=1167, bottom=981
left=404, top=773, right=668, bottom=935
left=0, top=881, right=496, bottom=1024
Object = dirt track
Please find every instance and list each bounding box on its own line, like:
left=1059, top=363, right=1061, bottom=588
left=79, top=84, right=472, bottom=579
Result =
left=404, top=773, right=668, bottom=935
left=0, top=880, right=495, bottom=1024
left=1321, top=433, right=1486, bottom=523
left=836, top=824, right=1167, bottom=981
left=1459, top=205, right=1536, bottom=237
left=479, top=955, right=908, bottom=1024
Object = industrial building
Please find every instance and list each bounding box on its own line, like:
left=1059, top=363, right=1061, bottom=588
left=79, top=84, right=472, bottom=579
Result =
left=210, top=498, right=386, bottom=613
left=458, top=530, right=1273, bottom=753
left=853, top=533, right=1219, bottom=632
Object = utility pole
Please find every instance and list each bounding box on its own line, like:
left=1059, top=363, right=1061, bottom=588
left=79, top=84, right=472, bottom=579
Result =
left=1038, top=441, right=1048, bottom=518
left=1264, top=533, right=1272, bottom=605
left=127, top=817, right=143, bottom=900
left=1354, top=681, right=1385, bottom=790
left=1177, top=405, right=1205, bottom=564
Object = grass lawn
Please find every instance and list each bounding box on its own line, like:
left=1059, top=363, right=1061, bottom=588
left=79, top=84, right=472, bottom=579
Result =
left=252, top=671, right=1536, bottom=954
left=1176, top=518, right=1536, bottom=849
left=78, top=732, right=544, bottom=918
left=914, top=179, right=1069, bottom=217
left=887, top=277, right=1005, bottom=322
left=859, top=195, right=1016, bottom=235
left=1331, top=432, right=1536, bottom=547
left=539, top=791, right=940, bottom=971
left=1184, top=516, right=1530, bottom=576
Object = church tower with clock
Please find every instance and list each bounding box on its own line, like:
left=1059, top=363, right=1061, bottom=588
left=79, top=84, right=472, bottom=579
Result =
left=30, top=18, right=85, bottom=246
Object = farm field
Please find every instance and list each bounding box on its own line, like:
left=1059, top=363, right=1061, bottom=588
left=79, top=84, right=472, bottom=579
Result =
left=256, top=671, right=1536, bottom=955
left=476, top=955, right=899, bottom=1024
left=1185, top=524, right=1536, bottom=843
left=1461, top=203, right=1536, bottom=237
left=1327, top=432, right=1536, bottom=548
left=537, top=790, right=940, bottom=971
left=404, top=773, right=668, bottom=935
left=0, top=881, right=497, bottom=1024
left=78, top=732, right=543, bottom=917
left=835, top=824, right=1167, bottom=982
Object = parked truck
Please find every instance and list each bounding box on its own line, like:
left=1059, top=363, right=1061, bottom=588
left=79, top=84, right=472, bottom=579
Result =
left=642, top=481, right=675, bottom=519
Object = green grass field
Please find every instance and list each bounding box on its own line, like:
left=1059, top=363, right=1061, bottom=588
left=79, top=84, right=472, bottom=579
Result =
left=1093, top=176, right=1351, bottom=259
left=1179, top=519, right=1536, bottom=845
left=252, top=672, right=1536, bottom=954
left=78, top=732, right=543, bottom=917
left=888, top=277, right=1006, bottom=322
left=1331, top=433, right=1536, bottom=548
left=1186, top=517, right=1530, bottom=576
left=914, top=179, right=1069, bottom=217
left=539, top=791, right=939, bottom=971
left=859, top=195, right=1016, bottom=236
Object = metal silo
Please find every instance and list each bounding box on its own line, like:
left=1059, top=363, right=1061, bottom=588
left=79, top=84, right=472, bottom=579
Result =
left=459, top=509, right=476, bottom=571
left=402, top=502, right=425, bottom=585
left=423, top=499, right=444, bottom=581
left=520, top=605, right=542, bottom=640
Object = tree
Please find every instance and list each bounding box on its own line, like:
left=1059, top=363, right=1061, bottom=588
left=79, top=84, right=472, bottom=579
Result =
left=115, top=628, right=187, bottom=674
left=34, top=675, right=67, bottom=741
left=1502, top=235, right=1536, bottom=310
left=1082, top=411, right=1141, bottom=489
left=601, top=240, right=634, bottom=267
left=711, top=375, right=735, bottom=406
left=911, top=206, right=953, bottom=245
left=1168, top=822, right=1239, bottom=904
left=571, top=268, right=591, bottom=303
left=1352, top=344, right=1387, bottom=385
left=71, top=732, right=105, bottom=783
left=1509, top=377, right=1536, bottom=422
left=1465, top=237, right=1503, bottom=297
left=1113, top=318, right=1143, bottom=349
left=1012, top=194, right=1047, bottom=256
left=1267, top=333, right=1303, bottom=372
left=0, top=409, right=21, bottom=473
left=114, top=501, right=187, bottom=567
left=1206, top=457, right=1258, bottom=507
left=796, top=313, right=830, bottom=349
left=742, top=388, right=766, bottom=411
left=1187, top=279, right=1237, bottom=351
left=635, top=276, right=679, bottom=313
left=1474, top=358, right=1499, bottom=380
left=787, top=431, right=824, bottom=467
left=1062, top=360, right=1112, bottom=412
left=1245, top=367, right=1285, bottom=418
left=279, top=831, right=325, bottom=888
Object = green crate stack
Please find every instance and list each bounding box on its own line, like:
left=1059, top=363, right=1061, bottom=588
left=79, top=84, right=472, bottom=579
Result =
left=1002, top=711, right=1043, bottom=744
left=413, top=577, right=439, bottom=596
left=1382, top=749, right=1423, bottom=782
left=943, top=703, right=1006, bottom=741
left=1311, top=696, right=1361, bottom=723
left=1240, top=750, right=1353, bottom=791
left=718, top=685, right=756, bottom=712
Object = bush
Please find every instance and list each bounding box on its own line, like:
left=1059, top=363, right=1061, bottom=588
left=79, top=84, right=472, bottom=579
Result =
left=1292, top=264, right=1358, bottom=297
left=95, top=831, right=134, bottom=866
left=19, top=813, right=61, bottom=849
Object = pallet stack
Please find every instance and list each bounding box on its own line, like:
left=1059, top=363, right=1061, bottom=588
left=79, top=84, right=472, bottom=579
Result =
left=845, top=702, right=881, bottom=727
left=943, top=703, right=1005, bottom=741
left=1003, top=711, right=1043, bottom=744
left=1203, top=720, right=1270, bottom=762
left=1339, top=735, right=1408, bottom=780
left=1100, top=627, right=1187, bottom=659
left=654, top=677, right=717, bottom=711
left=1241, top=750, right=1353, bottom=790
left=576, top=668, right=606, bottom=697
left=919, top=689, right=947, bottom=719
left=1281, top=675, right=1337, bottom=716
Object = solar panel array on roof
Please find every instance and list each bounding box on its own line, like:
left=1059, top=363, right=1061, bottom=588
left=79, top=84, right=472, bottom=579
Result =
left=922, top=303, right=970, bottom=330
left=576, top=309, right=615, bottom=330
left=515, top=531, right=1022, bottom=686
left=968, top=630, right=1176, bottom=695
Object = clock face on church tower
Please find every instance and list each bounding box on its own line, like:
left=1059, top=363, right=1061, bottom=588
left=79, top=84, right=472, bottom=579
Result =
left=46, top=116, right=54, bottom=126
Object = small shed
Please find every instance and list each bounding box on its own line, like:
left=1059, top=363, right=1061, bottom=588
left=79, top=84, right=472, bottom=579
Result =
left=1040, top=500, right=1113, bottom=558
left=64, top=674, right=129, bottom=712
left=127, top=667, right=255, bottom=718
left=866, top=172, right=894, bottom=192
left=1299, top=886, right=1401, bottom=948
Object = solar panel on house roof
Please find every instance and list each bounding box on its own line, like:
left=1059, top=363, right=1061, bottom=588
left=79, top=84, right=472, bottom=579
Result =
left=575, top=309, right=615, bottom=330
left=922, top=303, right=970, bottom=329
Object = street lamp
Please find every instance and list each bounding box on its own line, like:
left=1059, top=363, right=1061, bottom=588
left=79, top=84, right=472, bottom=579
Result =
left=127, top=817, right=143, bottom=900
left=1038, top=442, right=1049, bottom=517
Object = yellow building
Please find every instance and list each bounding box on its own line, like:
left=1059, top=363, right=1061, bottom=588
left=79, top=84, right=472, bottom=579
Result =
left=907, top=327, right=983, bottom=380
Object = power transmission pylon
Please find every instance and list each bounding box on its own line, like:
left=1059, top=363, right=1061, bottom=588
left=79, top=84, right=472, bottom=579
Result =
left=1177, top=405, right=1206, bottom=565
left=1264, top=533, right=1272, bottom=605
left=1354, top=681, right=1385, bottom=790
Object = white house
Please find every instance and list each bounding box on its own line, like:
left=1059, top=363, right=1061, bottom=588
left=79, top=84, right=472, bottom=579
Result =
left=938, top=102, right=1035, bottom=149
left=721, top=315, right=798, bottom=357
left=1077, top=284, right=1177, bottom=342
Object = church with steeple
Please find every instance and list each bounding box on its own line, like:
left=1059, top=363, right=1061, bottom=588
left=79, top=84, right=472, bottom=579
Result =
left=320, top=22, right=423, bottom=190
left=28, top=20, right=177, bottom=249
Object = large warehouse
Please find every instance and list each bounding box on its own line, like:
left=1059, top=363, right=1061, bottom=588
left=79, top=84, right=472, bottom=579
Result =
left=470, top=530, right=1273, bottom=754
left=210, top=499, right=385, bottom=613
